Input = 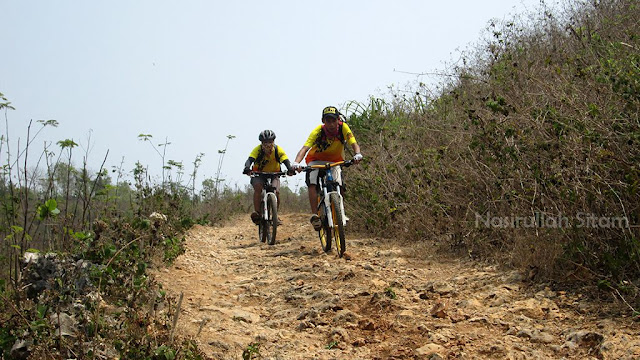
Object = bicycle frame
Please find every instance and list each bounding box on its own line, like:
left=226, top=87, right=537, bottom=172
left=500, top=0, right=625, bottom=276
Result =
left=308, top=161, right=351, bottom=228
left=251, top=172, right=285, bottom=221
left=250, top=171, right=286, bottom=245
left=302, top=160, right=354, bottom=257
left=318, top=168, right=344, bottom=228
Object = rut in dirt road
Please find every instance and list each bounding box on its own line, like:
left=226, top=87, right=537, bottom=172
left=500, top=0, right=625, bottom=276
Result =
left=153, top=213, right=640, bottom=360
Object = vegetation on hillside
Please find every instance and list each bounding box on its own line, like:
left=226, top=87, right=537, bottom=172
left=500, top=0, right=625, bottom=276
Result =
left=0, top=89, right=311, bottom=358
left=346, top=0, right=639, bottom=302
left=0, top=97, right=246, bottom=357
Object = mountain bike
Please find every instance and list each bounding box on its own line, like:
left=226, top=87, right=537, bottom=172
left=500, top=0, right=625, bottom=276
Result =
left=303, top=160, right=354, bottom=258
left=250, top=171, right=286, bottom=245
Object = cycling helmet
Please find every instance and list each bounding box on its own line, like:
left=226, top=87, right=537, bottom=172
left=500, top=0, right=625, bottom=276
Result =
left=322, top=106, right=340, bottom=120
left=258, top=129, right=276, bottom=142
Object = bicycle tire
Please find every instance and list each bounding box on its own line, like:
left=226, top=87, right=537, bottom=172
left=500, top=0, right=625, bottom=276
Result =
left=330, top=193, right=346, bottom=257
left=258, top=201, right=267, bottom=243
left=266, top=193, right=278, bottom=245
left=318, top=200, right=332, bottom=253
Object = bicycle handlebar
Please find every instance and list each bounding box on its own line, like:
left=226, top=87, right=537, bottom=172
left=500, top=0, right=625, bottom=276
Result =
left=249, top=171, right=288, bottom=177
left=301, top=159, right=354, bottom=172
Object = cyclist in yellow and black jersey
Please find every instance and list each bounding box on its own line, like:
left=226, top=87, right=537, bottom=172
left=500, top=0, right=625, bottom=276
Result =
left=292, top=106, right=363, bottom=230
left=243, top=130, right=294, bottom=225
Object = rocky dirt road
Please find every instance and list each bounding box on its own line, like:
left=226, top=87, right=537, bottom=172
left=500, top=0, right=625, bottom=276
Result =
left=153, top=213, right=640, bottom=359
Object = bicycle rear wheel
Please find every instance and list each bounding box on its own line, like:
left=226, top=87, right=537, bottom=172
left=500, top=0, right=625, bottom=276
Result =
left=330, top=193, right=346, bottom=257
left=318, top=201, right=332, bottom=253
left=266, top=193, right=278, bottom=245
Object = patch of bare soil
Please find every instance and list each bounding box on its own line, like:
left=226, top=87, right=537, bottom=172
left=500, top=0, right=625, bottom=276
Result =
left=152, top=213, right=640, bottom=359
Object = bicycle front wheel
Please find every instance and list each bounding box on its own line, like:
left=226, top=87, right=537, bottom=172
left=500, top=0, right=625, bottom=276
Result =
left=266, top=192, right=278, bottom=245
left=258, top=201, right=266, bottom=243
left=330, top=193, right=346, bottom=257
left=318, top=200, right=332, bottom=253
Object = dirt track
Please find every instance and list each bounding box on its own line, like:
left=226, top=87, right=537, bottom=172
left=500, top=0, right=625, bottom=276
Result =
left=153, top=213, right=640, bottom=359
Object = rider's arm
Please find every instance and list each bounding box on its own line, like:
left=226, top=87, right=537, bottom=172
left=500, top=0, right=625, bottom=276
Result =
left=293, top=146, right=310, bottom=164
left=282, top=159, right=296, bottom=175
left=282, top=159, right=293, bottom=172
left=243, top=157, right=255, bottom=174
left=350, top=142, right=361, bottom=155
left=351, top=143, right=363, bottom=162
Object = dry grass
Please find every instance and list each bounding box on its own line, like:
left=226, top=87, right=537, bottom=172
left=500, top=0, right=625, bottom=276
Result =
left=346, top=0, right=640, bottom=291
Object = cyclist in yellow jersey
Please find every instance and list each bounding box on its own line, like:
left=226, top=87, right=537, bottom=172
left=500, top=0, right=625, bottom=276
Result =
left=292, top=106, right=363, bottom=230
left=243, top=130, right=294, bottom=225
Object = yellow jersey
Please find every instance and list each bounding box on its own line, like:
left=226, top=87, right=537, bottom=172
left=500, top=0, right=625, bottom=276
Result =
left=249, top=144, right=289, bottom=172
left=304, top=122, right=357, bottom=163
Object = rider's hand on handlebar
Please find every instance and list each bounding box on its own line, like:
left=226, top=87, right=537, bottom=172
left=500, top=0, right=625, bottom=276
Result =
left=243, top=167, right=251, bottom=175
left=353, top=153, right=363, bottom=163
left=287, top=168, right=296, bottom=176
left=292, top=162, right=302, bottom=173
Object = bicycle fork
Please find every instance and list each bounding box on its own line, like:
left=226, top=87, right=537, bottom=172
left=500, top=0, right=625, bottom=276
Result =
left=321, top=190, right=347, bottom=227
left=337, top=192, right=346, bottom=226
left=321, top=187, right=333, bottom=228
left=262, top=190, right=275, bottom=221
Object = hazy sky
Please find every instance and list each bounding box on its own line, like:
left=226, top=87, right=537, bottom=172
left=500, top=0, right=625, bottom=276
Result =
left=1, top=0, right=540, bottom=193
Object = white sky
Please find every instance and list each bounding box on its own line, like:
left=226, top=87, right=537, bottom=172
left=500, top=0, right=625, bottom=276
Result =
left=1, top=0, right=540, bottom=193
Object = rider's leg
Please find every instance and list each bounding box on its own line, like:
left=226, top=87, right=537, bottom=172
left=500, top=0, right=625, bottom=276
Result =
left=306, top=169, right=319, bottom=214
left=306, top=169, right=322, bottom=230
left=307, top=185, right=321, bottom=230
left=249, top=179, right=263, bottom=225
left=272, top=178, right=281, bottom=210
left=308, top=185, right=319, bottom=213
left=253, top=182, right=263, bottom=213
left=274, top=190, right=284, bottom=225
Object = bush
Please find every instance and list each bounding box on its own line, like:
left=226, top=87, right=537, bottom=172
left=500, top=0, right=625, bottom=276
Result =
left=346, top=0, right=640, bottom=290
